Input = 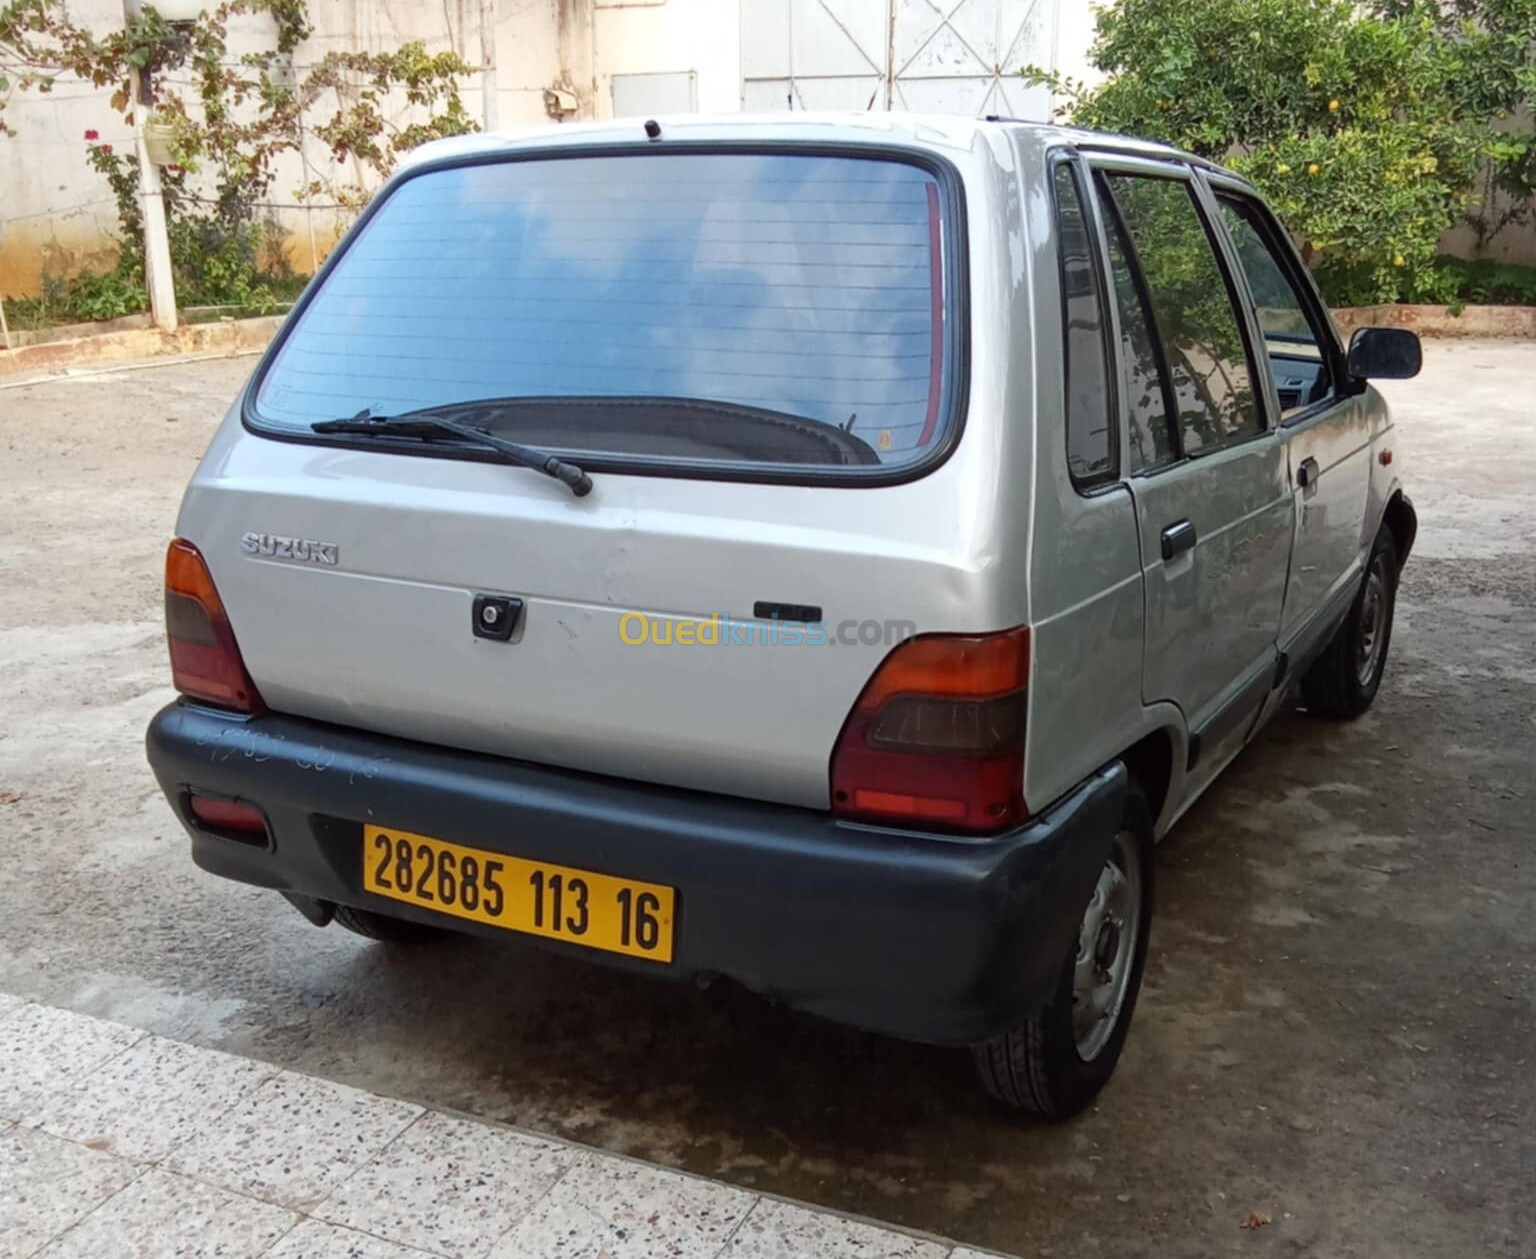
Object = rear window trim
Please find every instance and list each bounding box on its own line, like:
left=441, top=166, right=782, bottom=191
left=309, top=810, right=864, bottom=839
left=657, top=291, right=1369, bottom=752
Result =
left=1047, top=151, right=1121, bottom=494
left=240, top=140, right=972, bottom=490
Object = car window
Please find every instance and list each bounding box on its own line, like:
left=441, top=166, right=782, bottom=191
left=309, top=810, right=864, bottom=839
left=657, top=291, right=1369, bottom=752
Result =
left=250, top=152, right=957, bottom=477
left=1096, top=182, right=1177, bottom=472
left=1100, top=174, right=1260, bottom=455
left=1218, top=196, right=1333, bottom=417
left=1052, top=163, right=1115, bottom=488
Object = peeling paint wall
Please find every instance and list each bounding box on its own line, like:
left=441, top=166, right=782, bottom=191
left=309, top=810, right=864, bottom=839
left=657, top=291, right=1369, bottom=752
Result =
left=491, top=0, right=594, bottom=124
left=0, top=0, right=136, bottom=298
left=5, top=1, right=1531, bottom=302
left=593, top=0, right=738, bottom=117
left=0, top=0, right=582, bottom=298
left=2, top=0, right=1112, bottom=301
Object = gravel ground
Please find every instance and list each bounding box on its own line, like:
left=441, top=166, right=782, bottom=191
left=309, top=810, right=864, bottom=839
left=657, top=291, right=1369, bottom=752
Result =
left=0, top=341, right=1532, bottom=1258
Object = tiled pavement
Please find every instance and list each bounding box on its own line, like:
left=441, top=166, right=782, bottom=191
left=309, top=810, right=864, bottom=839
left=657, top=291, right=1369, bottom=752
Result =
left=0, top=997, right=1001, bottom=1259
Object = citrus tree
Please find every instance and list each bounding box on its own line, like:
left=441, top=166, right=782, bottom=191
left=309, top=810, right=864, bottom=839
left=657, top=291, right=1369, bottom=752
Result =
left=1035, top=0, right=1536, bottom=304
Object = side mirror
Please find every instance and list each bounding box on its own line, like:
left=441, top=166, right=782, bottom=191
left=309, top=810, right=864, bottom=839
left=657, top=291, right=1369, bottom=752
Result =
left=1347, top=327, right=1422, bottom=381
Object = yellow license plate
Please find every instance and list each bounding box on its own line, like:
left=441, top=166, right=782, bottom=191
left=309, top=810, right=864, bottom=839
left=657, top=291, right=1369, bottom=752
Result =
left=362, top=825, right=675, bottom=963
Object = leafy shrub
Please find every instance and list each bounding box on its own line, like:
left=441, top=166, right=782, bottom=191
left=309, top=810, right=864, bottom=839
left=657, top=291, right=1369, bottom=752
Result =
left=5, top=268, right=146, bottom=328
left=1426, top=255, right=1536, bottom=306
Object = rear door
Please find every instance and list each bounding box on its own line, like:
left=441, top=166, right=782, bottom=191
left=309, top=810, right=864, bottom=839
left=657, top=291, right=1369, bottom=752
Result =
left=1085, top=159, right=1292, bottom=781
left=1205, top=181, right=1370, bottom=666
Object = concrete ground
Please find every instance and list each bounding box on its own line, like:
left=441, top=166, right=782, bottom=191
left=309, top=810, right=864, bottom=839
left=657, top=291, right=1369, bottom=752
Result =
left=3, top=996, right=982, bottom=1259
left=0, top=341, right=1532, bottom=1259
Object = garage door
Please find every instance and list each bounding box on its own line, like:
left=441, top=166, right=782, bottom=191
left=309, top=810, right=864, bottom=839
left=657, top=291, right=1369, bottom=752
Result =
left=740, top=0, right=1057, bottom=118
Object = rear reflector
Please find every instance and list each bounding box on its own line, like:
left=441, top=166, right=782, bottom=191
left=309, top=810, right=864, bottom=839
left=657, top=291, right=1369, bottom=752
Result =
left=830, top=626, right=1030, bottom=834
left=165, top=539, right=264, bottom=713
left=187, top=794, right=268, bottom=835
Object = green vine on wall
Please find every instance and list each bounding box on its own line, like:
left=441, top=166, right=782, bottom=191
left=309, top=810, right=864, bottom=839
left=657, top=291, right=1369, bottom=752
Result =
left=0, top=0, right=476, bottom=321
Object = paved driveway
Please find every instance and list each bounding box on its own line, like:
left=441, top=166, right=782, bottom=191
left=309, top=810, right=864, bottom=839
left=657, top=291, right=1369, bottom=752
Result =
left=0, top=341, right=1531, bottom=1258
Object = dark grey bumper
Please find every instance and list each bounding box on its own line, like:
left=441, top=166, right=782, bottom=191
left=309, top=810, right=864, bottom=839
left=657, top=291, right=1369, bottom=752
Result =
left=146, top=702, right=1125, bottom=1047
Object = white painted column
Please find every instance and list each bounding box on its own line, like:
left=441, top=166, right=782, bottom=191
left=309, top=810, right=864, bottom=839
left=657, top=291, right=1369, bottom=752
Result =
left=480, top=0, right=499, bottom=130
left=123, top=0, right=177, bottom=332
left=132, top=102, right=177, bottom=332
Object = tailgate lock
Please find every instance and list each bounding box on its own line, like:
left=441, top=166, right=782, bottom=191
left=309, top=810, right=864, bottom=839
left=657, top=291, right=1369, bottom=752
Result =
left=472, top=595, right=523, bottom=642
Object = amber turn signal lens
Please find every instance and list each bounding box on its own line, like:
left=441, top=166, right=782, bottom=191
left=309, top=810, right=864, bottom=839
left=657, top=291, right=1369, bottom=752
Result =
left=853, top=626, right=1030, bottom=711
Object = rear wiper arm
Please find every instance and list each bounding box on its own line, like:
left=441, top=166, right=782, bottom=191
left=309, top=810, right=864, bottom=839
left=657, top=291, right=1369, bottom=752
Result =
left=311, top=412, right=593, bottom=497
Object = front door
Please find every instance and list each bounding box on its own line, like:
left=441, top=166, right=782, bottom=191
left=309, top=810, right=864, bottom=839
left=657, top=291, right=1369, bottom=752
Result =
left=1088, top=163, right=1292, bottom=781
left=1209, top=186, right=1371, bottom=663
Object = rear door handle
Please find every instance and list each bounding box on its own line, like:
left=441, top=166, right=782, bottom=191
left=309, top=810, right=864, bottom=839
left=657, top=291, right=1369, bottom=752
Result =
left=1297, top=456, right=1320, bottom=491
left=1160, top=519, right=1196, bottom=561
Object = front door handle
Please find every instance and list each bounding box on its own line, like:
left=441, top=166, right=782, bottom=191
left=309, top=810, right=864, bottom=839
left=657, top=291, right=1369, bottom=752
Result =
left=1160, top=519, right=1196, bottom=561
left=1297, top=456, right=1320, bottom=490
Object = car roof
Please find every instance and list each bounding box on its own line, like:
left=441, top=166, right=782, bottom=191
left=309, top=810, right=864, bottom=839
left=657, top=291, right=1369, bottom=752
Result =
left=400, top=111, right=1236, bottom=178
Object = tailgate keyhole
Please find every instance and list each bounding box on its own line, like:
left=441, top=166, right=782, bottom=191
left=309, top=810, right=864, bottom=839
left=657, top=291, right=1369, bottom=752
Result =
left=473, top=595, right=523, bottom=642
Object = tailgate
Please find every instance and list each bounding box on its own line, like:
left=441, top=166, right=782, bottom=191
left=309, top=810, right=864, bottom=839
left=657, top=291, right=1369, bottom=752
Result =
left=182, top=437, right=988, bottom=809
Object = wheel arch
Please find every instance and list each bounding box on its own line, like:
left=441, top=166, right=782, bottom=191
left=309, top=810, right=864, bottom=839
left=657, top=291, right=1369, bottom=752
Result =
left=1381, top=489, right=1417, bottom=573
left=1116, top=724, right=1182, bottom=837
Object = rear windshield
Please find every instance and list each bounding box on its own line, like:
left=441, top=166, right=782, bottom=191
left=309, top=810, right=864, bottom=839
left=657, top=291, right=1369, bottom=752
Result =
left=249, top=151, right=959, bottom=476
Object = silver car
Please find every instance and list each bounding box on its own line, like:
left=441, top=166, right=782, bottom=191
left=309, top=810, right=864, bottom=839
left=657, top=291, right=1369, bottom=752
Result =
left=146, top=114, right=1419, bottom=1117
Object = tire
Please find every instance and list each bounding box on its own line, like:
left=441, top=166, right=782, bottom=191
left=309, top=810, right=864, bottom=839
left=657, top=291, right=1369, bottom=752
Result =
left=1301, top=523, right=1399, bottom=720
left=972, top=782, right=1155, bottom=1119
left=331, top=905, right=447, bottom=944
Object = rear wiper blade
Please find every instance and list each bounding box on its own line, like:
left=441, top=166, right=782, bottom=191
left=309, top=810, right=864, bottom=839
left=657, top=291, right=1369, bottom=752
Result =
left=311, top=412, right=593, bottom=497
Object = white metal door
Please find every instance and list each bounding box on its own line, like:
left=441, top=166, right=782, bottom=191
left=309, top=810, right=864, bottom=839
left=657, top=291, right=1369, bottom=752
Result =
left=741, top=0, right=1057, bottom=118
left=612, top=71, right=699, bottom=117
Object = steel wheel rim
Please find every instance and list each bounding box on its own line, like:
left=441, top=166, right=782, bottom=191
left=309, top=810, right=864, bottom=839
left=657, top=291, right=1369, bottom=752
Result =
left=1356, top=557, right=1389, bottom=687
left=1072, top=829, right=1142, bottom=1062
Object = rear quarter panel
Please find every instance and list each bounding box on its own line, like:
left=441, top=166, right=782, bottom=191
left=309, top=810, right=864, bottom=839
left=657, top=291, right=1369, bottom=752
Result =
left=1013, top=136, right=1152, bottom=816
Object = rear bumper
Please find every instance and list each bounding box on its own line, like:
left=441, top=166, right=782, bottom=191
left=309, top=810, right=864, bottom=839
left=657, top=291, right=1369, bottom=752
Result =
left=146, top=702, right=1125, bottom=1047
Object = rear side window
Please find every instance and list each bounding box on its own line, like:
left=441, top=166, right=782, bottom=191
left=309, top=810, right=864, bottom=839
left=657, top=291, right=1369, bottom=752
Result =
left=1097, top=185, right=1177, bottom=472
left=1051, top=164, right=1115, bottom=488
left=1099, top=174, right=1260, bottom=455
left=250, top=152, right=958, bottom=477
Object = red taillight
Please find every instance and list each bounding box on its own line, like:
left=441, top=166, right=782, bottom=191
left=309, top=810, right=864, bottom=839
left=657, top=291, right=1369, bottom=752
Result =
left=165, top=539, right=264, bottom=713
left=830, top=626, right=1030, bottom=834
left=187, top=793, right=268, bottom=835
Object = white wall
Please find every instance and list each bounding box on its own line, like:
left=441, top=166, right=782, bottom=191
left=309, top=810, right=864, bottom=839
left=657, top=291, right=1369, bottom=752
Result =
left=1053, top=0, right=1104, bottom=96
left=739, top=0, right=1068, bottom=118
left=593, top=0, right=740, bottom=116
left=0, top=0, right=1296, bottom=303
left=492, top=0, right=595, bottom=124
left=0, top=0, right=537, bottom=297
left=0, top=0, right=144, bottom=297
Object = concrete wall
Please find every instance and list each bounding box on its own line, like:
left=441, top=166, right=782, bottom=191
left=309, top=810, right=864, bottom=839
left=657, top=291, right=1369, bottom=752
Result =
left=2, top=0, right=1096, bottom=299
left=0, top=0, right=584, bottom=297
left=0, top=0, right=139, bottom=298
left=1437, top=112, right=1536, bottom=267
left=593, top=0, right=739, bottom=117
left=5, top=0, right=1531, bottom=302
left=1441, top=216, right=1536, bottom=268
left=8, top=0, right=1106, bottom=301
